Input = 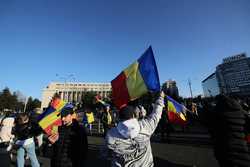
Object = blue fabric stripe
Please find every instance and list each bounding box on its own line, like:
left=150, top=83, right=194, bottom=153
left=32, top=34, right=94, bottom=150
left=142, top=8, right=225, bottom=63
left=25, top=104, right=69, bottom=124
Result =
left=166, top=96, right=184, bottom=113
left=38, top=102, right=71, bottom=121
left=138, top=46, right=160, bottom=92
left=38, top=106, right=55, bottom=121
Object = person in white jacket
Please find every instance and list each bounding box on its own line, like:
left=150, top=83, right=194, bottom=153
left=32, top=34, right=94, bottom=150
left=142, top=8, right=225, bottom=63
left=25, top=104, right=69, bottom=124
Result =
left=0, top=113, right=15, bottom=167
left=106, top=91, right=165, bottom=167
left=0, top=115, right=15, bottom=144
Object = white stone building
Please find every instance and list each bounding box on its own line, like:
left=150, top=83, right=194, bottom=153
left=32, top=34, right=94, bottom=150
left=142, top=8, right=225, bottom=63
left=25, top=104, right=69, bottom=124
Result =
left=41, top=82, right=111, bottom=109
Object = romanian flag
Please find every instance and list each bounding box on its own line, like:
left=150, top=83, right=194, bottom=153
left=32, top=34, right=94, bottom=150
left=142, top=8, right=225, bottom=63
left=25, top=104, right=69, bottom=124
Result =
left=166, top=96, right=187, bottom=126
left=95, top=95, right=107, bottom=106
left=38, top=98, right=66, bottom=135
left=111, top=46, right=160, bottom=109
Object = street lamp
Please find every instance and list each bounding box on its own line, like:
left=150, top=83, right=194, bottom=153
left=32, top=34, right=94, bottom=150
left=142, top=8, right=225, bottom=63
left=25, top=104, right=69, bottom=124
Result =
left=56, top=74, right=75, bottom=102
left=23, top=96, right=28, bottom=112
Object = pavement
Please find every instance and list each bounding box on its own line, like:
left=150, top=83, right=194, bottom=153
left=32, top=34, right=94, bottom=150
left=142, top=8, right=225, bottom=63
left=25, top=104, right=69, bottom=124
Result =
left=0, top=134, right=219, bottom=167
left=0, top=122, right=219, bottom=167
left=87, top=135, right=219, bottom=167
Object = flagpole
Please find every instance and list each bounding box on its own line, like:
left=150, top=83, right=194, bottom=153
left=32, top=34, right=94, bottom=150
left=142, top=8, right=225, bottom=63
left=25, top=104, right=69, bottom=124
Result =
left=23, top=97, right=28, bottom=112
left=188, top=79, right=193, bottom=99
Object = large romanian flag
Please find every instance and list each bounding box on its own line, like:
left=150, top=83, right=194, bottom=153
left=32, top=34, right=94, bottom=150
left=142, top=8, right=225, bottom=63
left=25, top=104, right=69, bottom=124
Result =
left=38, top=97, right=66, bottom=135
left=166, top=96, right=187, bottom=126
left=111, top=46, right=160, bottom=109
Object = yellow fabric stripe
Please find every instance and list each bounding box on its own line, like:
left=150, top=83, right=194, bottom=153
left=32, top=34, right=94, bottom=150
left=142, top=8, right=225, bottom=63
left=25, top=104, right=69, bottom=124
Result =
left=168, top=101, right=186, bottom=121
left=39, top=111, right=60, bottom=129
left=168, top=101, right=177, bottom=113
left=39, top=101, right=66, bottom=129
left=124, top=61, right=148, bottom=100
left=86, top=112, right=95, bottom=124
left=39, top=100, right=66, bottom=129
left=180, top=113, right=187, bottom=121
left=57, top=101, right=67, bottom=111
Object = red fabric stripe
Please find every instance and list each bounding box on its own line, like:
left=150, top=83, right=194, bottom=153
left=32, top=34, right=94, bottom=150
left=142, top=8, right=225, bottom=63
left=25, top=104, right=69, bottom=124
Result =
left=167, top=111, right=187, bottom=126
left=44, top=119, right=62, bottom=135
left=111, top=72, right=130, bottom=109
left=51, top=98, right=61, bottom=109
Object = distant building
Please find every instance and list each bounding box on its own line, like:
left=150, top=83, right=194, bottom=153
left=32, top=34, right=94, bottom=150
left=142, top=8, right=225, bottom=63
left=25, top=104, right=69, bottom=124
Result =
left=216, top=53, right=250, bottom=96
left=202, top=53, right=250, bottom=97
left=41, top=82, right=111, bottom=109
left=202, top=73, right=220, bottom=97
left=162, top=80, right=179, bottom=99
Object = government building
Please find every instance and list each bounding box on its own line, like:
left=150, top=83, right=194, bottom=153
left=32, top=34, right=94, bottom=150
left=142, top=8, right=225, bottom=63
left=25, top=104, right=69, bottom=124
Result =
left=41, top=82, right=111, bottom=109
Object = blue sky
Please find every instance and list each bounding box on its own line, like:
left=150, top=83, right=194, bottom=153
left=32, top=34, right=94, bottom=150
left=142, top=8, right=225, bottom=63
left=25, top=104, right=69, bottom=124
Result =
left=0, top=0, right=250, bottom=99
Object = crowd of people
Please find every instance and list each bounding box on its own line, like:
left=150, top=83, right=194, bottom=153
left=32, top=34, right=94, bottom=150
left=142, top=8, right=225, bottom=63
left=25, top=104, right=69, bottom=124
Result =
left=0, top=91, right=250, bottom=167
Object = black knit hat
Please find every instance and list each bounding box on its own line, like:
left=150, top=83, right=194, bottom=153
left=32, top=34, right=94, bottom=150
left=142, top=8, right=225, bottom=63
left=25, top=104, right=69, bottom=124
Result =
left=119, top=105, right=136, bottom=121
left=59, top=107, right=74, bottom=117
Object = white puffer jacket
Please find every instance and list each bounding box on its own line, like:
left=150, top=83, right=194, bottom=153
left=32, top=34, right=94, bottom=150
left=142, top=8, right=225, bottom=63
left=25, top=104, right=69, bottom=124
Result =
left=106, top=97, right=164, bottom=167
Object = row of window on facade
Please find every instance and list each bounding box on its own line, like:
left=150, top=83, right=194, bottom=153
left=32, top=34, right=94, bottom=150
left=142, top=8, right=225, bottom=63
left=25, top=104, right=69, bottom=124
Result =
left=55, top=83, right=111, bottom=87
left=55, top=88, right=111, bottom=92
left=56, top=91, right=111, bottom=102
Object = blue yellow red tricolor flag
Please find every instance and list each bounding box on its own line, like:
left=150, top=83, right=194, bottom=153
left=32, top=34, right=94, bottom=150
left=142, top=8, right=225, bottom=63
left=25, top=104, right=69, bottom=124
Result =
left=111, top=46, right=160, bottom=109
left=38, top=97, right=66, bottom=135
left=166, top=96, right=187, bottom=126
left=95, top=95, right=108, bottom=106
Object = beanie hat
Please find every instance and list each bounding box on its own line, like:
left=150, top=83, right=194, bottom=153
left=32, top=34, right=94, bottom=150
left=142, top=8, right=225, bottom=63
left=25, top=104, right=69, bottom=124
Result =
left=58, top=103, right=75, bottom=117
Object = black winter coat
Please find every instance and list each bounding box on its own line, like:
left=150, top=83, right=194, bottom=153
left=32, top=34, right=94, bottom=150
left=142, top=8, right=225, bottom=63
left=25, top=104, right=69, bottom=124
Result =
left=13, top=121, right=39, bottom=141
left=205, top=95, right=250, bottom=167
left=51, top=120, right=88, bottom=167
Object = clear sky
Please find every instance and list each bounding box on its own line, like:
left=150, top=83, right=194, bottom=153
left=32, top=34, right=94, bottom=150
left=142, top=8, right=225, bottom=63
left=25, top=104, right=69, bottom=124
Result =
left=0, top=0, right=250, bottom=99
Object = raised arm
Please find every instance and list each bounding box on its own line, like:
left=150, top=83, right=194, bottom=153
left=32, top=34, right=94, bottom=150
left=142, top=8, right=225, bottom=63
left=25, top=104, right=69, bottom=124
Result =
left=139, top=92, right=165, bottom=136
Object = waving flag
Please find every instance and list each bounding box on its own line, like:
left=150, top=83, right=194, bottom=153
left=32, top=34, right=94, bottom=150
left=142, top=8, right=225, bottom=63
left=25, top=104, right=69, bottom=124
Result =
left=111, top=46, right=160, bottom=109
left=166, top=96, right=187, bottom=126
left=95, top=95, right=107, bottom=106
left=38, top=97, right=66, bottom=135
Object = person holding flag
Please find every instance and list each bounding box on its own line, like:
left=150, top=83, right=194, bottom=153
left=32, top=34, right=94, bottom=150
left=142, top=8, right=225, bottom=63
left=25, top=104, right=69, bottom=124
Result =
left=106, top=46, right=166, bottom=166
left=39, top=94, right=88, bottom=167
left=106, top=91, right=165, bottom=167
left=48, top=104, right=88, bottom=167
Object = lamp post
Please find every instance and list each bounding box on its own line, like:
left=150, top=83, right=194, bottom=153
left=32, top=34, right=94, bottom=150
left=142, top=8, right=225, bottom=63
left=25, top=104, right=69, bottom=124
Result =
left=188, top=79, right=193, bottom=99
left=23, top=96, right=28, bottom=112
left=56, top=74, right=75, bottom=102
left=69, top=76, right=77, bottom=103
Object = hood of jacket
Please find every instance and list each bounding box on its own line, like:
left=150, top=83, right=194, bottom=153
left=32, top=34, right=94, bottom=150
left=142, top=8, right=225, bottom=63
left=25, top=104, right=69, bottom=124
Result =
left=117, top=118, right=140, bottom=139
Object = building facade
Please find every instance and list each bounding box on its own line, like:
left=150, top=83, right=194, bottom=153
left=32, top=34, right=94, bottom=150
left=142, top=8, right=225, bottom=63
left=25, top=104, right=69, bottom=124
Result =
left=202, top=73, right=220, bottom=97
left=162, top=80, right=179, bottom=99
left=41, top=82, right=111, bottom=109
left=216, top=53, right=250, bottom=96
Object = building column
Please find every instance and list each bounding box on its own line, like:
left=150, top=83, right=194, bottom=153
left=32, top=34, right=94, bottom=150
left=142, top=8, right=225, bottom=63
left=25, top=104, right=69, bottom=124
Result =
left=69, top=91, right=72, bottom=102
left=77, top=92, right=81, bottom=102
left=74, top=91, right=77, bottom=102
left=71, top=91, right=74, bottom=102
left=67, top=92, right=70, bottom=102
left=81, top=91, right=84, bottom=102
left=63, top=91, right=67, bottom=101
left=59, top=92, right=63, bottom=99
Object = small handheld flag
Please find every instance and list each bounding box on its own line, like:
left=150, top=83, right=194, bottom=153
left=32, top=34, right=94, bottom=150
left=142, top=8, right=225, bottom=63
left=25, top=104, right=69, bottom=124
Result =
left=166, top=96, right=187, bottom=126
left=38, top=97, right=67, bottom=135
left=95, top=95, right=108, bottom=106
